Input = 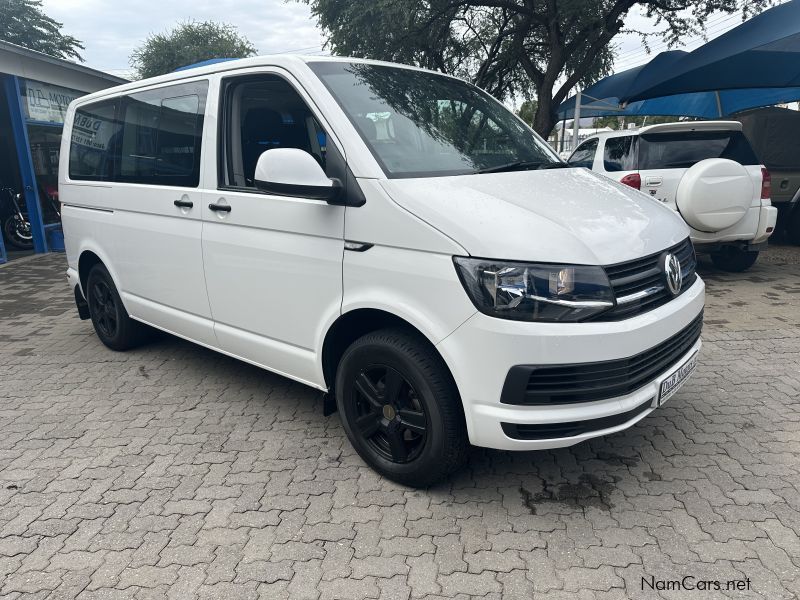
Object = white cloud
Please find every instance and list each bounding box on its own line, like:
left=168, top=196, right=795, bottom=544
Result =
left=41, top=0, right=326, bottom=77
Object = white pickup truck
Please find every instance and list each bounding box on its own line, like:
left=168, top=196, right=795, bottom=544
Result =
left=568, top=121, right=778, bottom=271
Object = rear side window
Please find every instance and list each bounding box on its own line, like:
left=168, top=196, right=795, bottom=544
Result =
left=69, top=100, right=121, bottom=181
left=639, top=130, right=758, bottom=170
left=118, top=81, right=208, bottom=186
left=567, top=139, right=597, bottom=168
left=603, top=136, right=637, bottom=171
left=69, top=80, right=208, bottom=186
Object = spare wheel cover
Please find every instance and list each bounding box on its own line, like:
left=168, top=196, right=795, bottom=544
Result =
left=676, top=158, right=753, bottom=232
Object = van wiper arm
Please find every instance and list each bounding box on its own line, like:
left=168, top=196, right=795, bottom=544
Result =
left=473, top=160, right=541, bottom=174
left=473, top=160, right=569, bottom=174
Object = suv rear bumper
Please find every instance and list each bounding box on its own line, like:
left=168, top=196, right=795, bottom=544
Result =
left=691, top=205, right=777, bottom=248
left=753, top=204, right=778, bottom=244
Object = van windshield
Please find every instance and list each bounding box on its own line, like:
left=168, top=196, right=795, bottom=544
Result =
left=308, top=61, right=559, bottom=178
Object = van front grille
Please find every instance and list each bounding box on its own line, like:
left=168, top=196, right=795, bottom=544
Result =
left=592, top=238, right=697, bottom=321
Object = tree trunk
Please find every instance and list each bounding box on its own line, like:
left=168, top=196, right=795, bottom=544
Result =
left=532, top=91, right=557, bottom=139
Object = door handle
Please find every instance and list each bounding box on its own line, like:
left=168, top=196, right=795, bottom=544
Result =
left=208, top=203, right=231, bottom=213
left=174, top=199, right=194, bottom=208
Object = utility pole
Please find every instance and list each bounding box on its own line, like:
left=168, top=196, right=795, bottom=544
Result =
left=571, top=90, right=581, bottom=151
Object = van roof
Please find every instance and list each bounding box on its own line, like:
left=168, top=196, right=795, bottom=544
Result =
left=70, top=55, right=457, bottom=106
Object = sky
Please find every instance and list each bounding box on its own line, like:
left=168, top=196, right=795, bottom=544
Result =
left=41, top=0, right=328, bottom=77
left=42, top=0, right=758, bottom=85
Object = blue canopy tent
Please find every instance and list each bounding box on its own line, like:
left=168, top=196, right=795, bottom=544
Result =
left=557, top=85, right=800, bottom=120
left=557, top=0, right=800, bottom=122
left=623, top=0, right=800, bottom=103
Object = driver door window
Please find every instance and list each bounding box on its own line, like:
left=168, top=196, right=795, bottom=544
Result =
left=221, top=76, right=328, bottom=189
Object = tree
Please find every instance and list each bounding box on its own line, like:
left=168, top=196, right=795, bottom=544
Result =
left=0, top=0, right=84, bottom=61
left=301, top=0, right=773, bottom=136
left=130, top=21, right=257, bottom=79
left=517, top=100, right=537, bottom=127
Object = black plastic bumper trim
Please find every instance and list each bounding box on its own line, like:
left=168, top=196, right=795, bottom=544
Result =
left=501, top=398, right=653, bottom=441
left=500, top=311, right=702, bottom=406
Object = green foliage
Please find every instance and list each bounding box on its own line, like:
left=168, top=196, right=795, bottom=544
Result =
left=301, top=0, right=774, bottom=136
left=0, top=0, right=84, bottom=61
left=517, top=100, right=538, bottom=127
left=130, top=21, right=257, bottom=79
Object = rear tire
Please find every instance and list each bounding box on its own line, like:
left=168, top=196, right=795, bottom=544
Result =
left=335, top=328, right=468, bottom=487
left=710, top=247, right=759, bottom=272
left=787, top=207, right=800, bottom=246
left=86, top=264, right=149, bottom=351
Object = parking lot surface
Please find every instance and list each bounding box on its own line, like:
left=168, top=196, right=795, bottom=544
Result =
left=0, top=248, right=798, bottom=600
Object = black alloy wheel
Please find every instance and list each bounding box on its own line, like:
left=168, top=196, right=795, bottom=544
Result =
left=89, top=278, right=119, bottom=339
left=350, top=365, right=428, bottom=464
left=335, top=328, right=468, bottom=487
left=86, top=263, right=150, bottom=351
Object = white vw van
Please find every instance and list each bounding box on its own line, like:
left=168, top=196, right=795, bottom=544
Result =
left=60, top=56, right=704, bottom=486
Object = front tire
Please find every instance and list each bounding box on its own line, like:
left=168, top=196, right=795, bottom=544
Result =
left=710, top=247, right=759, bottom=272
left=86, top=264, right=149, bottom=351
left=335, top=328, right=468, bottom=487
left=3, top=215, right=33, bottom=250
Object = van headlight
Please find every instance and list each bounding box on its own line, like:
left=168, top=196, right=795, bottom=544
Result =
left=453, top=257, right=614, bottom=322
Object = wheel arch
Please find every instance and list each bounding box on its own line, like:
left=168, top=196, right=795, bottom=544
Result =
left=320, top=308, right=459, bottom=398
left=77, top=247, right=124, bottom=302
left=78, top=249, right=103, bottom=294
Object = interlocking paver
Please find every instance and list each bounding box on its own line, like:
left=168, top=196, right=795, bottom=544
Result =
left=0, top=248, right=798, bottom=598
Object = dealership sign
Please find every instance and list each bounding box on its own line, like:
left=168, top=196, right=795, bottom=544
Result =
left=21, top=79, right=82, bottom=125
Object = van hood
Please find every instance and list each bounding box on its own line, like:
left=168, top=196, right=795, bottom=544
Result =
left=379, top=168, right=689, bottom=265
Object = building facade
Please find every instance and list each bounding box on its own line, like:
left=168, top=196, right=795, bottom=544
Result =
left=0, top=41, right=125, bottom=263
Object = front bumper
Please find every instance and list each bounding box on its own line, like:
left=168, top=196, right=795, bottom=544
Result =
left=437, top=276, right=705, bottom=451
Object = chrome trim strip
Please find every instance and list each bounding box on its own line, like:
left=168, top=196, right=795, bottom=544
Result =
left=62, top=204, right=114, bottom=214
left=616, top=285, right=664, bottom=305
left=527, top=294, right=614, bottom=308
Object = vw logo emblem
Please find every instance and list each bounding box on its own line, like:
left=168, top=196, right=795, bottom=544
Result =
left=663, top=253, right=682, bottom=296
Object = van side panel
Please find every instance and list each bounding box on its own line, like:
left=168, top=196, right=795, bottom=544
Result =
left=341, top=179, right=476, bottom=348
left=61, top=79, right=217, bottom=347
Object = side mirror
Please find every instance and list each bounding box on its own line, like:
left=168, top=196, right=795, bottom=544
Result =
left=254, top=148, right=342, bottom=203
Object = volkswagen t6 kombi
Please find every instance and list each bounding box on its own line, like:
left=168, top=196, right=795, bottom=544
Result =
left=60, top=56, right=704, bottom=486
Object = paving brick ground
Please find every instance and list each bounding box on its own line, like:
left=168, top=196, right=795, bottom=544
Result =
left=0, top=247, right=798, bottom=599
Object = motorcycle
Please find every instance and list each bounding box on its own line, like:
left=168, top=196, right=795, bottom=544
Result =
left=1, top=186, right=33, bottom=250
left=0, top=185, right=61, bottom=251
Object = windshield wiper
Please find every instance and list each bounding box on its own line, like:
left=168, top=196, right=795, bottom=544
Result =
left=474, top=160, right=568, bottom=174
left=473, top=160, right=541, bottom=174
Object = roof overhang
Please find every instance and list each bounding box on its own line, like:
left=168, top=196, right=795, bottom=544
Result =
left=0, top=40, right=126, bottom=93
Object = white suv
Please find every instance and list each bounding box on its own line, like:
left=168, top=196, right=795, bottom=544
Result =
left=569, top=121, right=778, bottom=272
left=60, top=56, right=704, bottom=485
